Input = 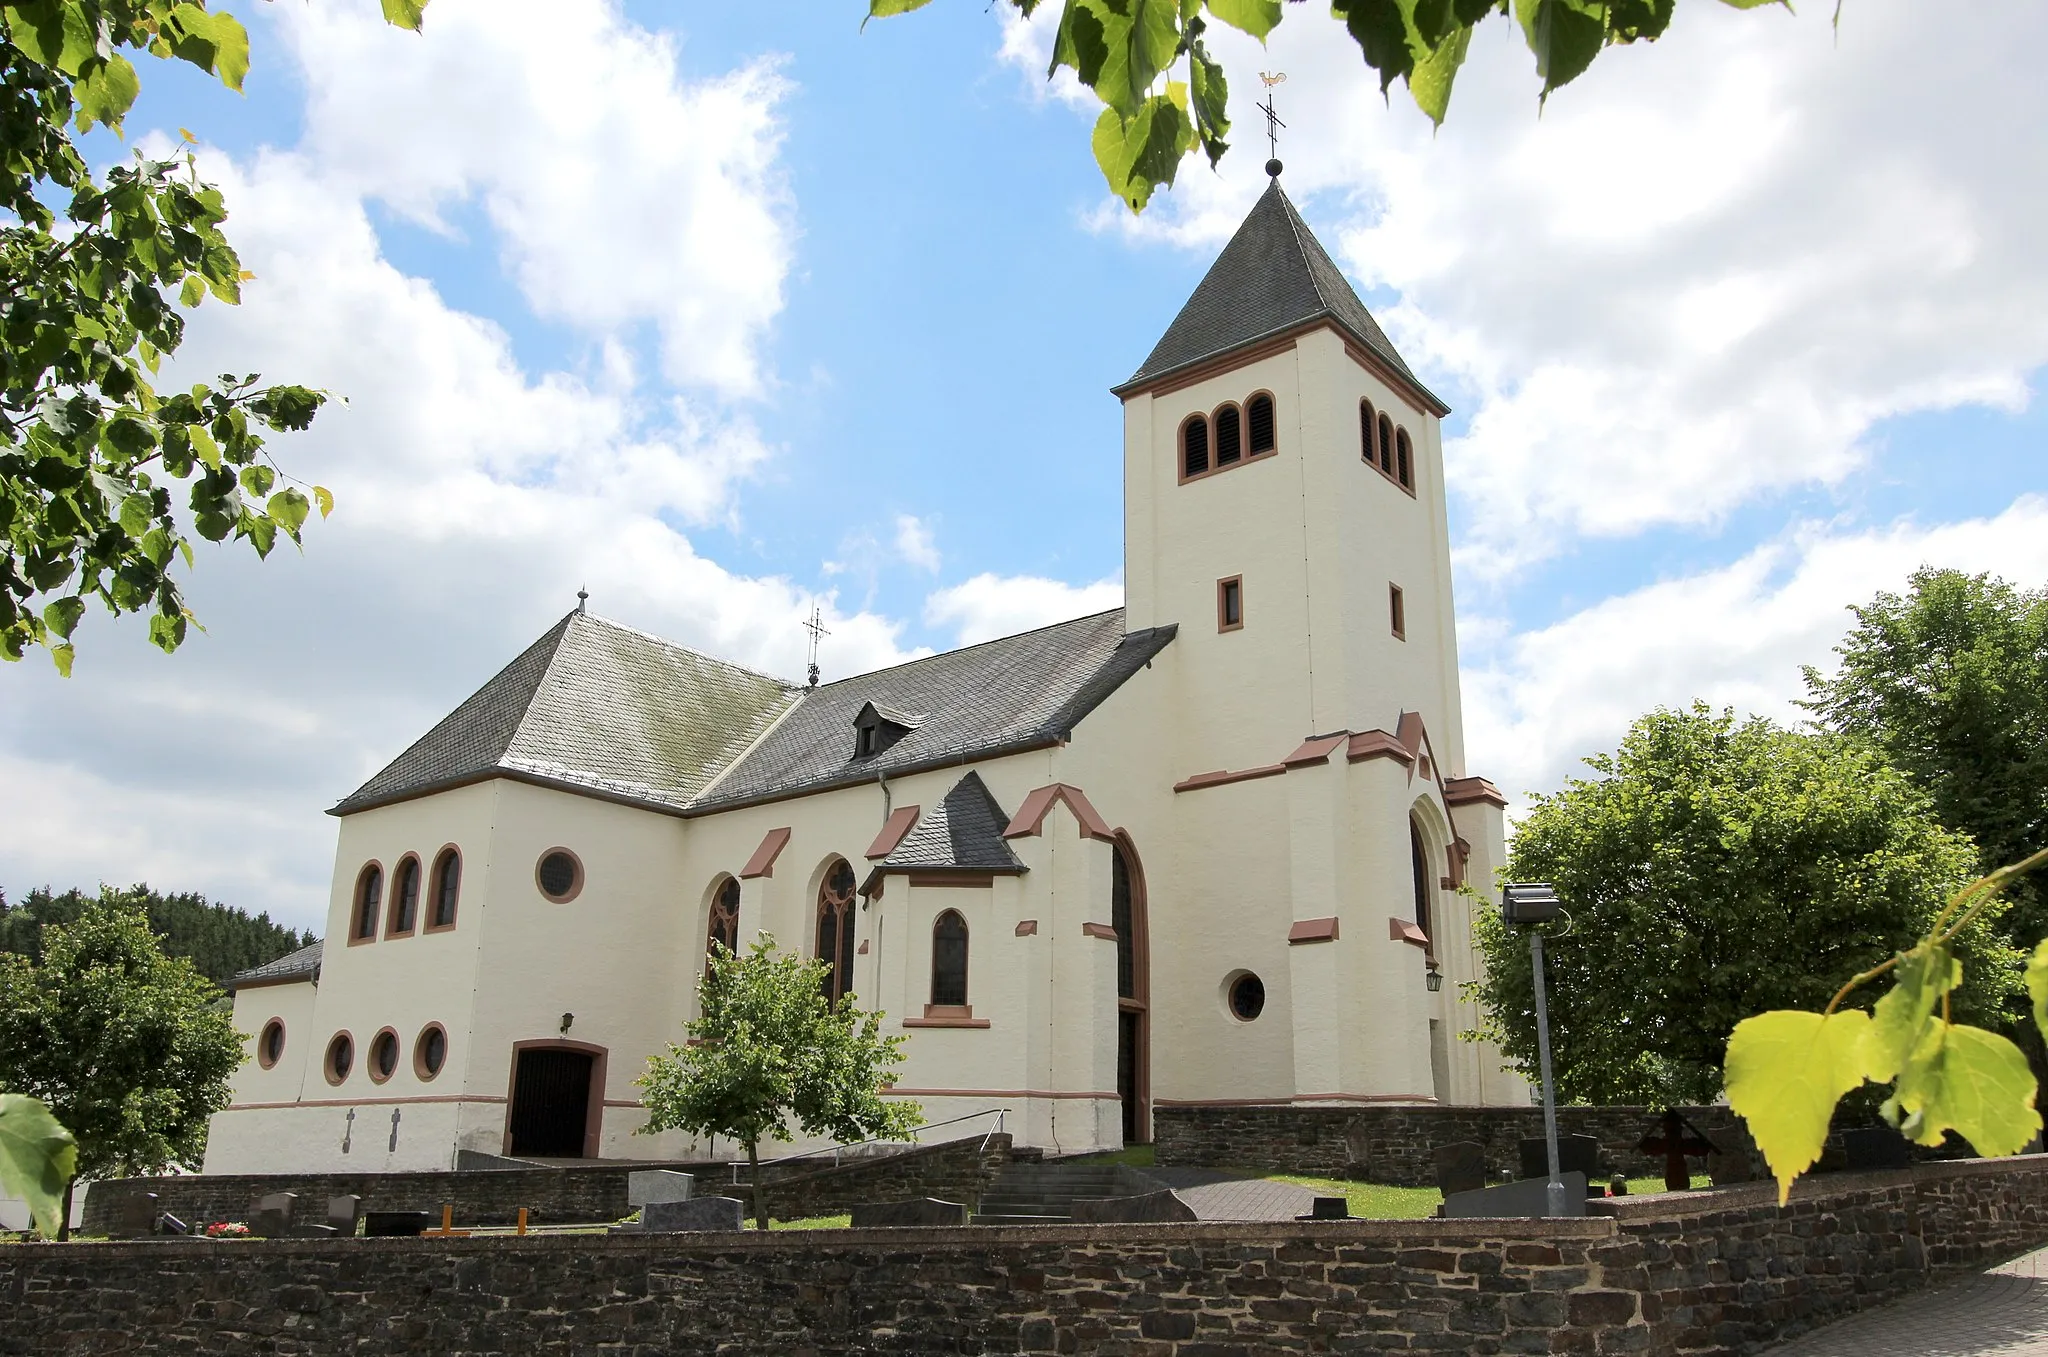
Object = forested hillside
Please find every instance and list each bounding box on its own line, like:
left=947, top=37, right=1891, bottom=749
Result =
left=0, top=886, right=315, bottom=988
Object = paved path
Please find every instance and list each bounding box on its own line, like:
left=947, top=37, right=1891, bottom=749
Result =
left=1766, top=1248, right=2048, bottom=1356
left=1136, top=1168, right=1316, bottom=1222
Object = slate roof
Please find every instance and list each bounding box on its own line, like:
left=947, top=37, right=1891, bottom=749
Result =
left=694, top=610, right=1176, bottom=812
left=331, top=611, right=802, bottom=816
left=333, top=608, right=1175, bottom=819
left=1116, top=176, right=1439, bottom=407
left=227, top=942, right=323, bottom=992
left=880, top=772, right=1027, bottom=875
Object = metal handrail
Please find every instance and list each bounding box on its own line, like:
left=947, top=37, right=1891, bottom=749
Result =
left=725, top=1106, right=1009, bottom=1183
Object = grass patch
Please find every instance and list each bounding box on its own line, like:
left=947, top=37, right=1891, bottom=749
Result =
left=1256, top=1175, right=1442, bottom=1220
left=769, top=1214, right=852, bottom=1230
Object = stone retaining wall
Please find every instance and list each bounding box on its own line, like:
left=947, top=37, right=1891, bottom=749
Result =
left=1153, top=1102, right=1761, bottom=1185
left=12, top=1155, right=2048, bottom=1355
left=80, top=1133, right=1009, bottom=1233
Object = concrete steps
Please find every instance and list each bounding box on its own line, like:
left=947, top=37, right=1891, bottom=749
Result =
left=971, top=1163, right=1145, bottom=1226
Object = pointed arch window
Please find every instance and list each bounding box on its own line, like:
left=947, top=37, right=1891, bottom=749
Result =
left=352, top=864, right=382, bottom=944
left=707, top=875, right=740, bottom=967
left=1213, top=403, right=1242, bottom=466
left=387, top=856, right=421, bottom=937
left=1410, top=819, right=1433, bottom=944
left=1360, top=398, right=1379, bottom=469
left=1247, top=392, right=1276, bottom=455
left=428, top=848, right=461, bottom=931
left=930, top=910, right=969, bottom=1008
left=1181, top=415, right=1210, bottom=479
left=815, top=859, right=858, bottom=1005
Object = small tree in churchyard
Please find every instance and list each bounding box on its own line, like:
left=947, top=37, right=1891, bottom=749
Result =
left=638, top=934, right=922, bottom=1230
left=0, top=903, right=241, bottom=1237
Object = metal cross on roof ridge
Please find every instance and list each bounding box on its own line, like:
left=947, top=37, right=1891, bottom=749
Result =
left=803, top=603, right=830, bottom=689
left=1259, top=71, right=1287, bottom=165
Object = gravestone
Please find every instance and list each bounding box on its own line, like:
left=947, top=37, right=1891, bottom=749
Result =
left=1068, top=1191, right=1195, bottom=1225
left=1295, top=1196, right=1349, bottom=1221
left=1432, top=1141, right=1488, bottom=1197
left=1841, top=1125, right=1912, bottom=1172
left=850, top=1197, right=972, bottom=1227
left=641, top=1195, right=746, bottom=1233
left=326, top=1195, right=362, bottom=1237
left=363, top=1211, right=432, bottom=1238
left=248, top=1192, right=298, bottom=1239
left=1519, top=1134, right=1602, bottom=1191
left=627, top=1170, right=694, bottom=1208
left=1442, top=1172, right=1589, bottom=1220
left=111, top=1191, right=160, bottom=1239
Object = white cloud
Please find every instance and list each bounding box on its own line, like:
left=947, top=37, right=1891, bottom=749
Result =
left=1461, top=496, right=2048, bottom=811
left=1013, top=1, right=2048, bottom=576
left=894, top=515, right=942, bottom=572
left=276, top=0, right=792, bottom=397
left=924, top=573, right=1124, bottom=648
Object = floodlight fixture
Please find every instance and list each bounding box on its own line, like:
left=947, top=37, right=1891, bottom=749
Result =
left=1502, top=882, right=1561, bottom=925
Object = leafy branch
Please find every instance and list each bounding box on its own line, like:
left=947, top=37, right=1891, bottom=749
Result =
left=868, top=0, right=1794, bottom=211
left=1726, top=847, right=2048, bottom=1205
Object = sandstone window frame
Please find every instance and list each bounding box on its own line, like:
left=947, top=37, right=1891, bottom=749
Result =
left=349, top=863, right=383, bottom=946
left=535, top=848, right=585, bottom=904
left=367, top=1027, right=401, bottom=1085
left=928, top=909, right=969, bottom=1012
left=426, top=846, right=462, bottom=933
left=706, top=873, right=741, bottom=972
left=386, top=854, right=421, bottom=938
left=815, top=857, right=858, bottom=1006
left=414, top=1022, right=449, bottom=1081
left=1217, top=575, right=1244, bottom=633
left=257, top=1017, right=286, bottom=1070
left=324, top=1031, right=354, bottom=1086
left=1179, top=390, right=1281, bottom=486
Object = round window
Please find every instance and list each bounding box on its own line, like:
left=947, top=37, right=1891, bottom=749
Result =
left=258, top=1019, right=286, bottom=1069
left=368, top=1029, right=400, bottom=1083
left=415, top=1024, right=448, bottom=1080
left=325, top=1032, right=354, bottom=1085
left=536, top=849, right=583, bottom=902
left=1228, top=973, right=1266, bottom=1022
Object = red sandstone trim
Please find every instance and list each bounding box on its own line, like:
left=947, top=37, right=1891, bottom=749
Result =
left=1288, top=917, right=1340, bottom=944
left=1172, top=763, right=1287, bottom=793
left=1282, top=733, right=1349, bottom=767
left=1444, top=776, right=1507, bottom=808
left=1015, top=920, right=1038, bottom=936
left=740, top=826, right=792, bottom=879
left=1389, top=917, right=1430, bottom=948
left=1082, top=922, right=1119, bottom=942
left=1002, top=783, right=1117, bottom=842
left=1346, top=730, right=1414, bottom=766
left=864, top=806, right=922, bottom=859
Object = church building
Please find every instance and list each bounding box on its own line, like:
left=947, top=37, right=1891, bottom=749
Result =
left=208, top=169, right=1525, bottom=1174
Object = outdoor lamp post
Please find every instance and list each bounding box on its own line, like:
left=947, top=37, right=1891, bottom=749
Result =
left=1502, top=882, right=1566, bottom=1218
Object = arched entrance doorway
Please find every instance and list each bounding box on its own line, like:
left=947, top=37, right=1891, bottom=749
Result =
left=1111, top=834, right=1151, bottom=1144
left=505, top=1040, right=608, bottom=1158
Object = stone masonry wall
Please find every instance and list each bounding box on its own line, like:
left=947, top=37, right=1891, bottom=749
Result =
left=1154, top=1102, right=1760, bottom=1185
left=12, top=1156, right=2048, bottom=1356
left=81, top=1134, right=1009, bottom=1234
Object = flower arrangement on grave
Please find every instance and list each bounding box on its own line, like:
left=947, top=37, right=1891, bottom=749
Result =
left=204, top=1221, right=250, bottom=1238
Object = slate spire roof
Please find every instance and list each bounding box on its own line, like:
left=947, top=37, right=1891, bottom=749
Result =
left=876, top=771, right=1028, bottom=877
left=1115, top=175, right=1440, bottom=410
left=333, top=608, right=1176, bottom=819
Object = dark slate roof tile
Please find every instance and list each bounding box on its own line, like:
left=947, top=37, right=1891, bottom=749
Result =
left=883, top=771, right=1026, bottom=874
left=227, top=942, right=322, bottom=991
left=693, top=610, right=1175, bottom=812
left=1117, top=177, right=1436, bottom=403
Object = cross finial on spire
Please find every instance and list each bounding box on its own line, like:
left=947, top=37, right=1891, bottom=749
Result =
left=1259, top=71, right=1287, bottom=176
left=802, top=603, right=830, bottom=689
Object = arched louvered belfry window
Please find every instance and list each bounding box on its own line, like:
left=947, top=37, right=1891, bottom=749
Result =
left=1213, top=403, right=1242, bottom=466
left=1247, top=393, right=1276, bottom=455
left=931, top=910, right=968, bottom=1008
left=815, top=859, right=858, bottom=1005
left=707, top=875, right=740, bottom=967
left=1181, top=414, right=1210, bottom=479
left=388, top=856, right=421, bottom=936
left=1360, top=398, right=1379, bottom=468
left=1396, top=428, right=1414, bottom=489
left=1377, top=413, right=1395, bottom=475
left=353, top=864, right=382, bottom=942
left=1410, top=819, right=1433, bottom=943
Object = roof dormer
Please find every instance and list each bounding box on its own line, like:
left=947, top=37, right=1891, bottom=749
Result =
left=852, top=701, right=922, bottom=760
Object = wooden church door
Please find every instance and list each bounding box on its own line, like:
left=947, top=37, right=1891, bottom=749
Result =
left=1112, top=840, right=1150, bottom=1144
left=507, top=1045, right=597, bottom=1158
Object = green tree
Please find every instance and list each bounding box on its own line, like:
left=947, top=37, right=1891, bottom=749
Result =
left=1802, top=568, right=2048, bottom=945
left=637, top=934, right=922, bottom=1230
left=0, top=901, right=242, bottom=1237
left=868, top=0, right=1790, bottom=211
left=1, top=1, right=428, bottom=672
left=0, top=882, right=313, bottom=986
left=1472, top=703, right=2013, bottom=1106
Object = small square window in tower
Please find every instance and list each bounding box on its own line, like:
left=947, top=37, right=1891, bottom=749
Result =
left=1390, top=584, right=1406, bottom=640
left=851, top=701, right=922, bottom=760
left=1218, top=576, right=1244, bottom=633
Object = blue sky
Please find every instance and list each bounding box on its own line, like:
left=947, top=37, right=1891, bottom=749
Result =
left=4, top=0, right=2045, bottom=932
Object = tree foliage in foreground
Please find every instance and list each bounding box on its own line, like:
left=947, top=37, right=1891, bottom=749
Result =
left=868, top=0, right=1792, bottom=211
left=0, top=901, right=241, bottom=1236
left=1803, top=568, right=2048, bottom=948
left=637, top=934, right=922, bottom=1230
left=0, top=882, right=313, bottom=987
left=0, top=1, right=429, bottom=672
left=1472, top=703, right=2013, bottom=1107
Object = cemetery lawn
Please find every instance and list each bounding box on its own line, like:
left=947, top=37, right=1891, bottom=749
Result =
left=771, top=1214, right=853, bottom=1230
left=1258, top=1175, right=1441, bottom=1219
